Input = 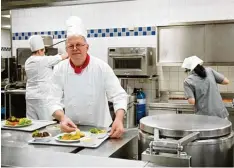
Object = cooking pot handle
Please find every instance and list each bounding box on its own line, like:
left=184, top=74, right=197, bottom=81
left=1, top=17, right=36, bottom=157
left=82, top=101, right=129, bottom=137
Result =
left=178, top=132, right=200, bottom=146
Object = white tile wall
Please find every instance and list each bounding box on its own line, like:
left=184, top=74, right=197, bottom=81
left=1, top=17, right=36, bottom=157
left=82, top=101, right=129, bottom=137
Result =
left=1, top=29, right=11, bottom=58
left=158, top=66, right=234, bottom=93
left=218, top=66, right=229, bottom=71
left=123, top=78, right=159, bottom=103
left=219, top=85, right=228, bottom=92
left=169, top=71, right=179, bottom=81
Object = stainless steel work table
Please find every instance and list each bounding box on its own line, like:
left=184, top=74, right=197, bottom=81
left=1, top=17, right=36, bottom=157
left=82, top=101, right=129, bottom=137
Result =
left=149, top=101, right=233, bottom=108
left=1, top=128, right=77, bottom=153
left=1, top=125, right=139, bottom=156
left=1, top=146, right=148, bottom=167
left=149, top=102, right=234, bottom=111
left=1, top=125, right=158, bottom=167
left=78, top=128, right=138, bottom=158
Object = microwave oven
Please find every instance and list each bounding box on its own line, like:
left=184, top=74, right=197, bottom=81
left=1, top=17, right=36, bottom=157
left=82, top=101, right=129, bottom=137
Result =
left=108, top=47, right=156, bottom=77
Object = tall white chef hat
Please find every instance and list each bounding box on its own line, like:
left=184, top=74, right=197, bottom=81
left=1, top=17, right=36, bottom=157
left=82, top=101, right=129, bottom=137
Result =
left=28, top=35, right=45, bottom=52
left=66, top=16, right=87, bottom=38
left=182, top=56, right=204, bottom=71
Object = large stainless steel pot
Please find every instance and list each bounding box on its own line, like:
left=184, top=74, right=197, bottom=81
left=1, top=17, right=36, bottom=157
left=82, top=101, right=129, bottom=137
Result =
left=139, top=114, right=234, bottom=167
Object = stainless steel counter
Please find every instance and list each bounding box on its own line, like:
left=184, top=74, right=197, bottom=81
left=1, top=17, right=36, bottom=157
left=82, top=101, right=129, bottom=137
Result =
left=1, top=124, right=161, bottom=167
left=152, top=91, right=234, bottom=110
left=1, top=129, right=77, bottom=153
left=149, top=102, right=193, bottom=109
left=148, top=101, right=234, bottom=111
left=78, top=128, right=138, bottom=158
left=1, top=125, right=139, bottom=156
left=1, top=146, right=148, bottom=167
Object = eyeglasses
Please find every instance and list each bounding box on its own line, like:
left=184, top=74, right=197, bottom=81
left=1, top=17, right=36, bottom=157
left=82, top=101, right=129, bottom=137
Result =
left=67, top=43, right=86, bottom=50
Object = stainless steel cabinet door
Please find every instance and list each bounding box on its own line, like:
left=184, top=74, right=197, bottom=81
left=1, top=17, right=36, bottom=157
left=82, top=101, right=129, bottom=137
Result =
left=205, top=23, right=234, bottom=63
left=158, top=25, right=205, bottom=63
left=228, top=109, right=234, bottom=130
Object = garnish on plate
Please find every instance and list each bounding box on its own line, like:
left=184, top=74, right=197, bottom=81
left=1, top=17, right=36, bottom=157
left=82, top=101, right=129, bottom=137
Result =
left=89, top=128, right=106, bottom=134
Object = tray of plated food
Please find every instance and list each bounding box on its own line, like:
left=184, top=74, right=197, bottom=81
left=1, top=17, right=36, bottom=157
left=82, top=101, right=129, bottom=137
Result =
left=3, top=116, right=32, bottom=127
left=28, top=127, right=110, bottom=148
left=1, top=116, right=56, bottom=131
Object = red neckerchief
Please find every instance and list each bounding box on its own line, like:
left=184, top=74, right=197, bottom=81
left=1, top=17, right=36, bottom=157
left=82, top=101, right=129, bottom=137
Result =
left=69, top=54, right=90, bottom=74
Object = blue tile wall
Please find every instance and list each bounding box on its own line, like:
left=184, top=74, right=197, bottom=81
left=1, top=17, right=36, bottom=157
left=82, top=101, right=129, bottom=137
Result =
left=12, top=26, right=156, bottom=40
left=1, top=47, right=11, bottom=51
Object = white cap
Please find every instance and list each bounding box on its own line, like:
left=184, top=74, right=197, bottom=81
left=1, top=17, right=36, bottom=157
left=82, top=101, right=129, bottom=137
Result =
left=181, top=56, right=203, bottom=71
left=28, top=35, right=45, bottom=52
left=66, top=16, right=87, bottom=38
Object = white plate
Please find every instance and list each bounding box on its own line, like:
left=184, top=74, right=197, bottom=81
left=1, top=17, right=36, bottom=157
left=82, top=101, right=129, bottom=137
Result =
left=90, top=132, right=108, bottom=139
left=4, top=122, right=32, bottom=128
left=54, top=132, right=87, bottom=143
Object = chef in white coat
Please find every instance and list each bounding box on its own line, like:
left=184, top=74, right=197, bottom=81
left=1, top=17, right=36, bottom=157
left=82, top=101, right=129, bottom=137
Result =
left=25, top=35, right=68, bottom=120
left=49, top=16, right=128, bottom=138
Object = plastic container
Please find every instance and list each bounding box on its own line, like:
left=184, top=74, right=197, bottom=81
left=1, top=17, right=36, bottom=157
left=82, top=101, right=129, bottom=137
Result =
left=136, top=88, right=146, bottom=124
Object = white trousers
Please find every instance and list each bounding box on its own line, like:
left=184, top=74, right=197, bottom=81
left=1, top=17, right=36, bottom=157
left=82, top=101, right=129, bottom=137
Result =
left=26, top=99, right=53, bottom=120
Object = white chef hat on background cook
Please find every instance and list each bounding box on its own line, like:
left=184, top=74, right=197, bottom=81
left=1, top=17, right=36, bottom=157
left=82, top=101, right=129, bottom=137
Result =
left=66, top=16, right=87, bottom=38
left=28, top=35, right=45, bottom=52
left=182, top=55, right=204, bottom=71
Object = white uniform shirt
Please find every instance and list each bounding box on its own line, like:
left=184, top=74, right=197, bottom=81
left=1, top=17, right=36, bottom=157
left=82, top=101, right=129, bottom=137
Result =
left=25, top=55, right=62, bottom=99
left=49, top=56, right=128, bottom=127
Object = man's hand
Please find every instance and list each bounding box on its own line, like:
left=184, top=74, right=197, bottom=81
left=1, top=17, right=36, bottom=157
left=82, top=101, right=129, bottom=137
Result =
left=109, top=109, right=125, bottom=138
left=53, top=110, right=78, bottom=133
left=60, top=116, right=78, bottom=133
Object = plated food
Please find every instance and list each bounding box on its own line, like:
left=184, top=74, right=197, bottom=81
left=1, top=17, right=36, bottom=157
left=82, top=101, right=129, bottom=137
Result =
left=32, top=130, right=50, bottom=138
left=55, top=130, right=85, bottom=142
left=32, top=130, right=51, bottom=142
left=89, top=128, right=106, bottom=134
left=5, top=116, right=32, bottom=127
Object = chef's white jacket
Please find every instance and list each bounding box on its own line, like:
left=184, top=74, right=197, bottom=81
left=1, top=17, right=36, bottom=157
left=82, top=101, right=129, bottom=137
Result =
left=25, top=55, right=62, bottom=120
left=49, top=55, right=128, bottom=127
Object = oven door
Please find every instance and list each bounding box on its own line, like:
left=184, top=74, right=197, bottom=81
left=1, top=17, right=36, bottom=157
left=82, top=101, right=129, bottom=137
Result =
left=109, top=55, right=147, bottom=76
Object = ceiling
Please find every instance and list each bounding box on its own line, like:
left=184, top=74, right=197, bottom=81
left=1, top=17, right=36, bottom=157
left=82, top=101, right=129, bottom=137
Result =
left=1, top=0, right=134, bottom=10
